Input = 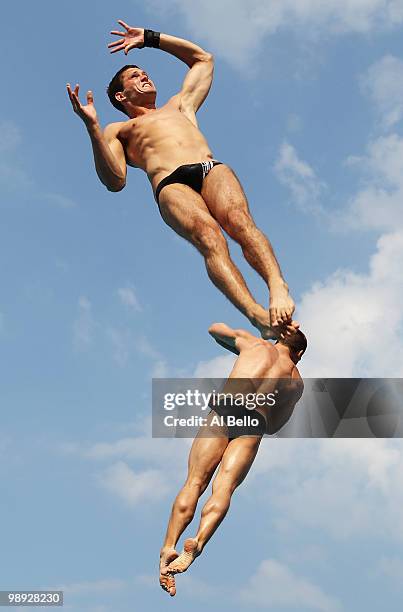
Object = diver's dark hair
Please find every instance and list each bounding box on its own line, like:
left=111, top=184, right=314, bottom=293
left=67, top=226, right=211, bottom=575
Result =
left=279, top=329, right=307, bottom=356
left=106, top=65, right=139, bottom=115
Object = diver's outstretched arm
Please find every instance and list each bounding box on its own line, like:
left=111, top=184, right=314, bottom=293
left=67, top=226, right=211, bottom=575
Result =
left=108, top=19, right=211, bottom=65
left=66, top=84, right=126, bottom=192
left=208, top=323, right=258, bottom=355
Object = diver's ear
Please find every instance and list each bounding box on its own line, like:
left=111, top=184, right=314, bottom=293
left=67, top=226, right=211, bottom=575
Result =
left=115, top=91, right=125, bottom=103
left=297, top=349, right=304, bottom=360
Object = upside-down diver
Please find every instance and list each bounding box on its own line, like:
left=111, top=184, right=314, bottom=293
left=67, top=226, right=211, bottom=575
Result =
left=159, top=322, right=306, bottom=596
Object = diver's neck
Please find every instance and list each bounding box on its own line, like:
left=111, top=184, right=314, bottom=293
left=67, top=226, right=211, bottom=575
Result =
left=276, top=343, right=297, bottom=363
left=127, top=103, right=157, bottom=119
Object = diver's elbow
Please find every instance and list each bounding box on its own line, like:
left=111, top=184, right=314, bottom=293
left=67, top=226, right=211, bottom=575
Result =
left=106, top=180, right=126, bottom=192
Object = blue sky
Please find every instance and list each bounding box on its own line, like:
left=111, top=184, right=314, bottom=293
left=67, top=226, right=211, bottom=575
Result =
left=2, top=0, right=403, bottom=610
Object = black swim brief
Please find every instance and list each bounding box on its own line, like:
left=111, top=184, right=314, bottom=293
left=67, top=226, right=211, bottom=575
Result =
left=208, top=394, right=267, bottom=440
left=154, top=159, right=223, bottom=205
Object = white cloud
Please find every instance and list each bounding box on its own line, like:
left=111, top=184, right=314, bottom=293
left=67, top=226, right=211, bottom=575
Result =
left=152, top=359, right=169, bottom=377
left=0, top=120, right=21, bottom=152
left=86, top=431, right=189, bottom=469
left=281, top=544, right=329, bottom=567
left=318, top=438, right=401, bottom=490
left=240, top=558, right=342, bottom=611
left=344, top=133, right=403, bottom=231
left=285, top=61, right=403, bottom=378
left=361, top=54, right=403, bottom=129
left=192, top=354, right=235, bottom=377
left=250, top=438, right=403, bottom=542
left=105, top=326, right=165, bottom=369
left=72, top=296, right=96, bottom=351
left=58, top=578, right=126, bottom=595
left=135, top=574, right=155, bottom=587
left=97, top=460, right=171, bottom=506
left=274, top=141, right=326, bottom=213
left=147, top=0, right=403, bottom=69
left=141, top=338, right=236, bottom=379
left=83, top=415, right=190, bottom=466
left=138, top=562, right=339, bottom=608
left=106, top=327, right=131, bottom=366
left=72, top=417, right=190, bottom=506
left=342, top=57, right=403, bottom=229
left=137, top=572, right=227, bottom=599
left=135, top=335, right=170, bottom=377
left=43, top=192, right=77, bottom=208
left=67, top=397, right=403, bottom=554
left=275, top=65, right=403, bottom=231
left=117, top=285, right=142, bottom=311
left=0, top=120, right=32, bottom=190
left=297, top=229, right=403, bottom=377
left=135, top=335, right=161, bottom=360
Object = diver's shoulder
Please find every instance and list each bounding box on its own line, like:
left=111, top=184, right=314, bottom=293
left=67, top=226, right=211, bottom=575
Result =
left=104, top=121, right=128, bottom=136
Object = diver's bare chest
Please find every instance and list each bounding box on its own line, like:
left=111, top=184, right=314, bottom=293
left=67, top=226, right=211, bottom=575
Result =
left=119, top=107, right=190, bottom=166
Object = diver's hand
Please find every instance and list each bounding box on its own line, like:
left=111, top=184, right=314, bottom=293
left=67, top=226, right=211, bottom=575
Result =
left=67, top=84, right=99, bottom=129
left=108, top=20, right=145, bottom=55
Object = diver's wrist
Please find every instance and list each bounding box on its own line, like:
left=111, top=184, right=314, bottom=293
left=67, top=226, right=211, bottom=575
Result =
left=86, top=120, right=101, bottom=136
left=140, top=29, right=161, bottom=49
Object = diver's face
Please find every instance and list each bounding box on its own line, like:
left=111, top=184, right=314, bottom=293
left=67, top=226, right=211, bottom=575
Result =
left=121, top=66, right=156, bottom=102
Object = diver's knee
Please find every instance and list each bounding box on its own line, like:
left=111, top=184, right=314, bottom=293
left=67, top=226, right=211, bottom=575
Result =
left=194, top=223, right=226, bottom=255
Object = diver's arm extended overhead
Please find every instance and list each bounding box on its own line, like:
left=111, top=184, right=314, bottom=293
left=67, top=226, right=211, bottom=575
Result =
left=108, top=21, right=214, bottom=112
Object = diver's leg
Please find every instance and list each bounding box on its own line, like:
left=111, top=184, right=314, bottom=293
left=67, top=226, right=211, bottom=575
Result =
left=202, top=164, right=295, bottom=327
left=167, top=435, right=262, bottom=574
left=158, top=183, right=275, bottom=338
left=159, top=422, right=228, bottom=594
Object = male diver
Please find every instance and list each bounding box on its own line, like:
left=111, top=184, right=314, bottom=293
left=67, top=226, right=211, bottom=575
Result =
left=159, top=322, right=306, bottom=596
left=67, top=20, right=297, bottom=339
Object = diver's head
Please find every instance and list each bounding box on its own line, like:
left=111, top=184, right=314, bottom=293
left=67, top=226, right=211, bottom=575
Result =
left=276, top=329, right=307, bottom=363
left=107, top=65, right=156, bottom=116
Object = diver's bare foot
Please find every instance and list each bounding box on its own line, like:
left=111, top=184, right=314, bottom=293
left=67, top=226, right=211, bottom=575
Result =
left=160, top=572, right=176, bottom=597
left=167, top=538, right=201, bottom=575
left=269, top=282, right=295, bottom=327
left=159, top=548, right=179, bottom=596
left=250, top=306, right=279, bottom=340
